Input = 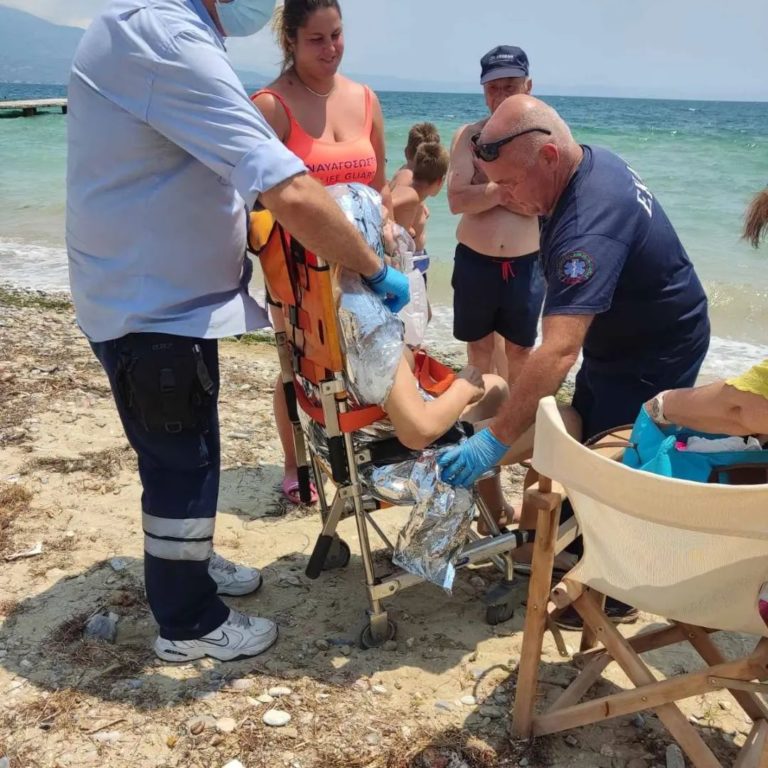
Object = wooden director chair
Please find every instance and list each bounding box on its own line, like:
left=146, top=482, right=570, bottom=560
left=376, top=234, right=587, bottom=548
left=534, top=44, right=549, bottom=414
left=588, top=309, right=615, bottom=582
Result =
left=249, top=212, right=526, bottom=648
left=512, top=397, right=768, bottom=768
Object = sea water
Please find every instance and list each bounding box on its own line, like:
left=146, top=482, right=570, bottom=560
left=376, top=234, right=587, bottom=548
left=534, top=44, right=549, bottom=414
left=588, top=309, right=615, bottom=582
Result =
left=1, top=82, right=767, bottom=377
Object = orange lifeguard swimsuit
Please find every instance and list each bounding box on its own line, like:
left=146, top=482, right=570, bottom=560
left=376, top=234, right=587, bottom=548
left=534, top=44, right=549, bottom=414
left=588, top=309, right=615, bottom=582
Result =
left=247, top=87, right=456, bottom=415
left=251, top=87, right=378, bottom=187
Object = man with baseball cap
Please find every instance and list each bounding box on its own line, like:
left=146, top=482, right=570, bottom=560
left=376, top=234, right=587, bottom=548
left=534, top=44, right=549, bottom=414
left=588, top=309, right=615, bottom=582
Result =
left=480, top=45, right=530, bottom=83
left=447, top=45, right=545, bottom=528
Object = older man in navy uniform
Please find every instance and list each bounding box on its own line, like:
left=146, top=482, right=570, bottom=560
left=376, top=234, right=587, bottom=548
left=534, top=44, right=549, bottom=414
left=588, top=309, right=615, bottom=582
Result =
left=438, top=95, right=710, bottom=623
left=440, top=93, right=709, bottom=478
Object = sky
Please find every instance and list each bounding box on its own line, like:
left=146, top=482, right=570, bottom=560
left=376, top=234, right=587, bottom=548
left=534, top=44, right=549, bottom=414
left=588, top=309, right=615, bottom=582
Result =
left=5, top=0, right=768, bottom=100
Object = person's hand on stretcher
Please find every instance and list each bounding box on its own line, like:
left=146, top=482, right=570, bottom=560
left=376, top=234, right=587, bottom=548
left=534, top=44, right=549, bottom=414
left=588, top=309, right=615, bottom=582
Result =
left=437, top=426, right=511, bottom=488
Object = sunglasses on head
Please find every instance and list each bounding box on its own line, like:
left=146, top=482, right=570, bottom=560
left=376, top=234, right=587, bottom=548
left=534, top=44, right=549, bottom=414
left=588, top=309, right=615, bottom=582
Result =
left=470, top=127, right=552, bottom=162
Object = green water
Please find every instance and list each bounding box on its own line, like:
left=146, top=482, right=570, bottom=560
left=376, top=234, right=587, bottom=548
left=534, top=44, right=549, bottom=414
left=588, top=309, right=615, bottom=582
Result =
left=1, top=83, right=767, bottom=369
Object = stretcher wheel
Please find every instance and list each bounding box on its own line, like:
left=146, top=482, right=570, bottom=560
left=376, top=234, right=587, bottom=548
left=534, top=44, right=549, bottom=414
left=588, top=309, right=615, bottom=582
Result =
left=359, top=619, right=397, bottom=649
left=322, top=538, right=351, bottom=571
left=485, top=601, right=515, bottom=626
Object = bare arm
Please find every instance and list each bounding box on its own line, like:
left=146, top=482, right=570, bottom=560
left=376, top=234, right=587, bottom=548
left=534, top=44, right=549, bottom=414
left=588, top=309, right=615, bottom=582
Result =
left=384, top=359, right=482, bottom=450
left=490, top=314, right=593, bottom=445
left=260, top=173, right=381, bottom=278
left=250, top=91, right=290, bottom=142
left=447, top=125, right=502, bottom=215
left=654, top=382, right=768, bottom=435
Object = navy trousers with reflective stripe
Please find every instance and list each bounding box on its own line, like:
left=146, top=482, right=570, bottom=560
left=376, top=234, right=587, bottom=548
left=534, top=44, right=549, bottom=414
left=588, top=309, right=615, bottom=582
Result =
left=90, top=335, right=229, bottom=640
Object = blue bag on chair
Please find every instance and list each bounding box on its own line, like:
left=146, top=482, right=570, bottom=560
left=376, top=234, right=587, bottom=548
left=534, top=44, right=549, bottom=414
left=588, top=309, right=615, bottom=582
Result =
left=622, top=408, right=768, bottom=484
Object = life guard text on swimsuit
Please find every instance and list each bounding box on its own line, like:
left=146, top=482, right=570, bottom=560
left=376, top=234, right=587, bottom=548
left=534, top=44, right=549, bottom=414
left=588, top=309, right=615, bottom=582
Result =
left=305, top=157, right=377, bottom=186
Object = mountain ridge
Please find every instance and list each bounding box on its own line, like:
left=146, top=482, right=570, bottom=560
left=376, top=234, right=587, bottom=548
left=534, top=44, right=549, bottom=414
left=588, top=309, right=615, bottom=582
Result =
left=2, top=5, right=764, bottom=100
left=0, top=4, right=476, bottom=92
left=0, top=5, right=84, bottom=84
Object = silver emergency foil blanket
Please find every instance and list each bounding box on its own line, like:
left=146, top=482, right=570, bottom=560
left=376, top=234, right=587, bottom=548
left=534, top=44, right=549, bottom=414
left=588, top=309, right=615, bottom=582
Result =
left=328, top=183, right=404, bottom=405
left=307, top=184, right=471, bottom=591
left=370, top=452, right=475, bottom=592
left=365, top=458, right=415, bottom=504
left=327, top=183, right=386, bottom=257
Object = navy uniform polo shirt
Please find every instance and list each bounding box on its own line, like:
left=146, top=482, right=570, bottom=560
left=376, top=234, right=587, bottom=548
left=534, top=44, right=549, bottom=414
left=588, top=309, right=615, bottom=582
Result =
left=540, top=145, right=710, bottom=379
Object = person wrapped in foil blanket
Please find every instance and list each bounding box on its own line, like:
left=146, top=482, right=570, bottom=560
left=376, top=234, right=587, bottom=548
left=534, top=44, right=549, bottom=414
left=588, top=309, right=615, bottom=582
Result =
left=309, top=182, right=480, bottom=592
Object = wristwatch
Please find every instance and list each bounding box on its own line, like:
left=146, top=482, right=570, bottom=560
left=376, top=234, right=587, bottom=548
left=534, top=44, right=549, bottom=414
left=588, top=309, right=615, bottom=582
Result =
left=648, top=391, right=671, bottom=425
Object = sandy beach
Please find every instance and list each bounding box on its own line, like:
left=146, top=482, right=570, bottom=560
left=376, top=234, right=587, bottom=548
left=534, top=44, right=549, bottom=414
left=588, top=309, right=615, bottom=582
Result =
left=0, top=286, right=757, bottom=768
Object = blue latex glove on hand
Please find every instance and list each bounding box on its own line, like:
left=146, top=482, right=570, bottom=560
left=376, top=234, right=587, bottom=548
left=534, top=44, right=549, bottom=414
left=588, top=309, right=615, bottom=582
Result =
left=437, top=428, right=510, bottom=488
left=364, top=263, right=410, bottom=313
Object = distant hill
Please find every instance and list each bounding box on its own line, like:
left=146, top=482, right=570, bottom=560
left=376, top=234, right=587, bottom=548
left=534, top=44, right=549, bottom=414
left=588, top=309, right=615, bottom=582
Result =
left=0, top=4, right=513, bottom=96
left=0, top=5, right=274, bottom=88
left=0, top=4, right=476, bottom=93
left=0, top=5, right=84, bottom=83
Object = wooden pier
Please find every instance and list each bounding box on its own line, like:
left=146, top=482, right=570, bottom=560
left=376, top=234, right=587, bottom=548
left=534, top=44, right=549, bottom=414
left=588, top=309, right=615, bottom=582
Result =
left=0, top=99, right=67, bottom=117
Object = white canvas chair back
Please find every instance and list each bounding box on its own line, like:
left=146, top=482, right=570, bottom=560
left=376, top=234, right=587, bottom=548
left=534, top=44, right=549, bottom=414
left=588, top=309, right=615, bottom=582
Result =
left=532, top=397, right=768, bottom=637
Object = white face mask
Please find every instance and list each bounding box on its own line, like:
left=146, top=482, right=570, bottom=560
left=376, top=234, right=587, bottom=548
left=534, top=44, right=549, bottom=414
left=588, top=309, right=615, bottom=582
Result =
left=215, top=0, right=275, bottom=37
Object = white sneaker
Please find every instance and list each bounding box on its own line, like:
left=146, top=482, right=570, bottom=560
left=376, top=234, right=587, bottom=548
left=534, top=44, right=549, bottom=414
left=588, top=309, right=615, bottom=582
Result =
left=154, top=609, right=278, bottom=662
left=209, top=551, right=262, bottom=596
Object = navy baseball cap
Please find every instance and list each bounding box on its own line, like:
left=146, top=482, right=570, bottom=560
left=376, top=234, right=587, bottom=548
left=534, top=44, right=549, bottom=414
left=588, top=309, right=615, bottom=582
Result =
left=480, top=45, right=530, bottom=84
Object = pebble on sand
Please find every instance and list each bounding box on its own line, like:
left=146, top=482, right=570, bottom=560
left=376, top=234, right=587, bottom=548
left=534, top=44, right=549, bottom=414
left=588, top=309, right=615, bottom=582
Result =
left=216, top=717, right=237, bottom=733
left=83, top=611, right=119, bottom=643
left=263, top=710, right=292, bottom=727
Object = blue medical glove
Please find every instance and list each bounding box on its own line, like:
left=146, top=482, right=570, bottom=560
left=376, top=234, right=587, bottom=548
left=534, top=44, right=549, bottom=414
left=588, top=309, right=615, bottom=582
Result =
left=437, top=428, right=510, bottom=488
left=364, top=264, right=410, bottom=313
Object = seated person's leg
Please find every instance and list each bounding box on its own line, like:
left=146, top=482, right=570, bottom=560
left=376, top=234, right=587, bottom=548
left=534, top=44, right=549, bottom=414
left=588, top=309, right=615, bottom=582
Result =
left=460, top=373, right=507, bottom=423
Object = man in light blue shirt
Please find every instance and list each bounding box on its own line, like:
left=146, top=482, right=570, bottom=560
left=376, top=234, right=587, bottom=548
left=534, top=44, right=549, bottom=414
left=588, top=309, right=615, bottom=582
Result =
left=67, top=0, right=409, bottom=662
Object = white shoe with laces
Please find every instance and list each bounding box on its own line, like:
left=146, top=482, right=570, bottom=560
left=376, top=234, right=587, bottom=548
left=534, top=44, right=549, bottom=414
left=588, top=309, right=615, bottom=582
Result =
left=208, top=551, right=262, bottom=596
left=154, top=609, right=278, bottom=662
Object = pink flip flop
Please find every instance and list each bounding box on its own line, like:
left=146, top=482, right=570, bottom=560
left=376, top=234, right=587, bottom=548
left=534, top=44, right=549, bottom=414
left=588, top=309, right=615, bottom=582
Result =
left=281, top=476, right=319, bottom=506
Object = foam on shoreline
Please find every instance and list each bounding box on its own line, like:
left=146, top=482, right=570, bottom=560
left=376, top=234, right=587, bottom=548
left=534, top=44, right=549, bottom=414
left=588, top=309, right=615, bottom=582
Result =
left=2, top=281, right=766, bottom=383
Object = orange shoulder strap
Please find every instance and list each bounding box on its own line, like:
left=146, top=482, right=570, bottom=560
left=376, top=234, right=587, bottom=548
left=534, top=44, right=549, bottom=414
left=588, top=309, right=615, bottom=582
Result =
left=294, top=379, right=386, bottom=433
left=251, top=88, right=299, bottom=145
left=413, top=350, right=456, bottom=396
left=362, top=86, right=373, bottom=134
left=248, top=211, right=295, bottom=307
left=247, top=210, right=275, bottom=253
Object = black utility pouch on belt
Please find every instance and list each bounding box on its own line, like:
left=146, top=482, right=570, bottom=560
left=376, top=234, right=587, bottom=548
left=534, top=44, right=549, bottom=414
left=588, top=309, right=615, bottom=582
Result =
left=117, top=334, right=215, bottom=434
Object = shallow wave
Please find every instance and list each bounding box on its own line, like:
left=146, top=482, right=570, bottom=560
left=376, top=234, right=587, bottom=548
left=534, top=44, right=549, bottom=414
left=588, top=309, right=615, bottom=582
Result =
left=2, top=241, right=766, bottom=381
left=427, top=305, right=768, bottom=382
left=0, top=239, right=69, bottom=292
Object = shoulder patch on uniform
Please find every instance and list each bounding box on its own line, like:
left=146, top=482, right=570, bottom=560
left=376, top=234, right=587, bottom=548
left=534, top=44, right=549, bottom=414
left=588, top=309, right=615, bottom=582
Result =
left=557, top=251, right=594, bottom=285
